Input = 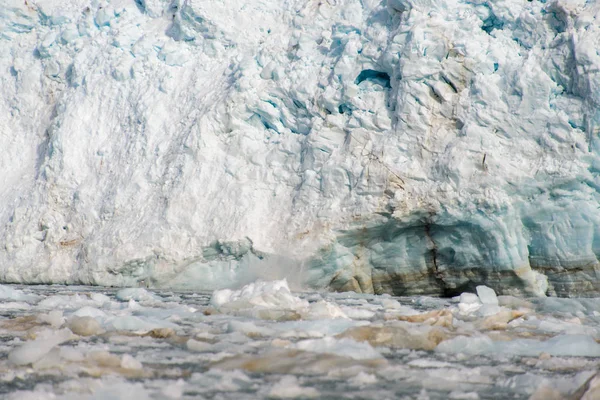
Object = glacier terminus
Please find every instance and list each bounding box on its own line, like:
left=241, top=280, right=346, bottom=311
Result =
left=2, top=0, right=600, bottom=297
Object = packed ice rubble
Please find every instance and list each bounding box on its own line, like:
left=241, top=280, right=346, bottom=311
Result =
left=3, top=0, right=600, bottom=295
left=1, top=281, right=600, bottom=398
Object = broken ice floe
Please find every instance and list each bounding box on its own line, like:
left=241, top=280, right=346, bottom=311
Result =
left=0, top=282, right=598, bottom=399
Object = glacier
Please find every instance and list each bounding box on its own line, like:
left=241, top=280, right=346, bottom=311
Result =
left=2, top=0, right=600, bottom=296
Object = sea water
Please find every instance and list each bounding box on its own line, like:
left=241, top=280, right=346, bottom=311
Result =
left=0, top=280, right=598, bottom=399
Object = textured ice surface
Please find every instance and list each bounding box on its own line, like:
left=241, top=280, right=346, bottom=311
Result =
left=2, top=0, right=600, bottom=296
left=211, top=279, right=307, bottom=311
left=0, top=281, right=598, bottom=399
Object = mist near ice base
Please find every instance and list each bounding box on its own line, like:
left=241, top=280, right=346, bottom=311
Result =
left=2, top=0, right=600, bottom=295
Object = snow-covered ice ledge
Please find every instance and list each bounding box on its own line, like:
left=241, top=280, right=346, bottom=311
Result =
left=2, top=0, right=600, bottom=296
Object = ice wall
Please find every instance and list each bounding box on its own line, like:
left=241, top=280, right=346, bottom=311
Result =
left=2, top=0, right=600, bottom=296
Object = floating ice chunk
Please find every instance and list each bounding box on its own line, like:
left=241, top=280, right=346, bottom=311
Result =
left=339, top=324, right=445, bottom=351
left=210, top=280, right=308, bottom=311
left=437, top=334, right=600, bottom=357
left=146, top=327, right=176, bottom=338
left=90, top=293, right=111, bottom=305
left=116, top=288, right=161, bottom=302
left=533, top=316, right=599, bottom=336
left=534, top=297, right=588, bottom=316
left=8, top=328, right=74, bottom=366
left=395, top=309, right=453, bottom=327
left=499, top=370, right=592, bottom=398
left=37, top=310, right=65, bottom=328
left=293, top=337, right=382, bottom=360
left=435, top=335, right=494, bottom=356
left=571, top=371, right=600, bottom=400
left=476, top=304, right=503, bottom=317
left=38, top=294, right=98, bottom=310
left=189, top=369, right=254, bottom=392
left=407, top=359, right=456, bottom=369
left=5, top=390, right=55, bottom=400
left=497, top=296, right=533, bottom=310
left=0, top=302, right=31, bottom=311
left=378, top=299, right=420, bottom=315
left=304, top=301, right=348, bottom=320
left=349, top=371, right=378, bottom=387
left=380, top=299, right=402, bottom=309
left=456, top=289, right=503, bottom=317
left=449, top=391, right=480, bottom=399
left=32, top=347, right=61, bottom=370
left=340, top=307, right=376, bottom=320
left=187, top=339, right=212, bottom=352
left=458, top=293, right=482, bottom=315
left=126, top=299, right=143, bottom=311
left=274, top=319, right=368, bottom=337
left=459, top=293, right=480, bottom=304
left=67, top=316, right=102, bottom=336
left=227, top=320, right=275, bottom=337
left=59, top=346, right=85, bottom=362
left=106, top=315, right=178, bottom=332
left=0, top=285, right=39, bottom=302
left=72, top=306, right=107, bottom=320
left=268, top=375, right=319, bottom=398
left=121, top=354, right=143, bottom=370
left=476, top=309, right=527, bottom=330
left=87, top=351, right=122, bottom=367
left=161, top=379, right=186, bottom=399
left=541, top=334, right=600, bottom=357
left=476, top=286, right=498, bottom=306
left=85, top=379, right=152, bottom=400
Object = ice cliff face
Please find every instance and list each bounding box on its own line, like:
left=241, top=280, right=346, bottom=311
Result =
left=2, top=0, right=600, bottom=296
